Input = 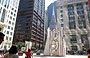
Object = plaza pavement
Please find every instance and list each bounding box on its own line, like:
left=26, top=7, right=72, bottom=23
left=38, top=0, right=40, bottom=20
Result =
left=19, top=53, right=87, bottom=58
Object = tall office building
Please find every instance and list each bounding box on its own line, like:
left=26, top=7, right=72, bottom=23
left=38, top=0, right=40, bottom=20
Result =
left=14, top=0, right=45, bottom=49
left=57, top=0, right=90, bottom=51
left=0, top=0, right=20, bottom=49
left=44, top=12, right=48, bottom=44
left=46, top=1, right=57, bottom=27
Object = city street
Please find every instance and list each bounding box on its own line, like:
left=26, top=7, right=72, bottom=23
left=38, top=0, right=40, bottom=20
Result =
left=19, top=53, right=87, bottom=58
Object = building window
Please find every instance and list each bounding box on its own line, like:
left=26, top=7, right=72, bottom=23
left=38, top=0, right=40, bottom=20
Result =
left=14, top=14, right=16, bottom=16
left=10, top=16, right=12, bottom=20
left=8, top=26, right=10, bottom=29
left=60, top=6, right=63, bottom=8
left=9, top=21, right=11, bottom=24
left=71, top=46, right=77, bottom=51
left=67, top=5, right=74, bottom=17
left=69, top=22, right=76, bottom=29
left=78, top=16, right=86, bottom=29
left=7, top=31, right=9, bottom=34
left=11, top=27, right=13, bottom=30
left=38, top=20, right=40, bottom=26
left=67, top=5, right=76, bottom=29
left=81, top=34, right=87, bottom=43
left=10, top=32, right=12, bottom=35
left=1, top=9, right=6, bottom=22
left=67, top=5, right=74, bottom=10
left=11, top=12, right=13, bottom=15
left=13, top=18, right=15, bottom=21
left=76, top=3, right=83, bottom=9
left=12, top=22, right=14, bottom=25
left=60, top=10, right=63, bottom=13
left=70, top=35, right=77, bottom=43
left=6, top=36, right=8, bottom=40
left=15, top=10, right=16, bottom=12
left=61, top=15, right=63, bottom=17
left=9, top=37, right=12, bottom=41
left=12, top=8, right=14, bottom=10
left=61, top=24, right=63, bottom=27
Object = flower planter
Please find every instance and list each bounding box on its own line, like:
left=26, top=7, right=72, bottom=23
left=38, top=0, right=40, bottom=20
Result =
left=18, top=51, right=23, bottom=56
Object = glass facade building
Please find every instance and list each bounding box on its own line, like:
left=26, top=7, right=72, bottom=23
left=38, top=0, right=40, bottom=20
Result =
left=14, top=0, right=45, bottom=49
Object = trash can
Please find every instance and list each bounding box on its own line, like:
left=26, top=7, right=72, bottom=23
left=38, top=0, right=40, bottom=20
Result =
left=18, top=51, right=23, bottom=56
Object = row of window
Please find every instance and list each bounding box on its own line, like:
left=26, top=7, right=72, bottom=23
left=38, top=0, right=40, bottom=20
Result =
left=2, top=0, right=19, bottom=9
left=70, top=34, right=87, bottom=43
left=67, top=3, right=90, bottom=29
left=6, top=36, right=12, bottom=41
left=60, top=2, right=90, bottom=29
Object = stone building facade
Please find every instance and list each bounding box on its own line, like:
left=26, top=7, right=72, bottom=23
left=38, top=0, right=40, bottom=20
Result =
left=57, top=0, right=90, bottom=52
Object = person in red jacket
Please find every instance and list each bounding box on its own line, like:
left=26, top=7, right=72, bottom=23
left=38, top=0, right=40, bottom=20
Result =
left=25, top=49, right=33, bottom=58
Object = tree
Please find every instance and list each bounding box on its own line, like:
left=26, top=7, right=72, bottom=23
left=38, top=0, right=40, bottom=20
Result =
left=13, top=42, right=25, bottom=50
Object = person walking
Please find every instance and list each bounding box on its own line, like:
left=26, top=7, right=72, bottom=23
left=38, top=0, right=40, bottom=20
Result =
left=25, top=49, right=33, bottom=58
left=0, top=32, right=5, bottom=58
left=4, top=45, right=19, bottom=58
left=87, top=49, right=90, bottom=58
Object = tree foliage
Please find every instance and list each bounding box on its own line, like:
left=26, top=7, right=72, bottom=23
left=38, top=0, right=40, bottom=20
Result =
left=13, top=42, right=25, bottom=50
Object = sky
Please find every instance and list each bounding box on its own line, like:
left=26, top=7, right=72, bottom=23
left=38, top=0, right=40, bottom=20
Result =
left=45, top=0, right=57, bottom=10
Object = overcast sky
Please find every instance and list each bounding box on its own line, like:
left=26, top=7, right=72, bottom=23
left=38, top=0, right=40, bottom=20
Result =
left=45, top=0, right=57, bottom=10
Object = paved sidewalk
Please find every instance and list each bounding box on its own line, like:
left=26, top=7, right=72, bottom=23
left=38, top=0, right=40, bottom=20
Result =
left=19, top=53, right=87, bottom=58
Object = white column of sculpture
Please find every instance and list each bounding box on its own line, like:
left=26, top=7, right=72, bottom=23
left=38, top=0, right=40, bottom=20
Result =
left=44, top=1, right=66, bottom=56
left=44, top=28, right=51, bottom=55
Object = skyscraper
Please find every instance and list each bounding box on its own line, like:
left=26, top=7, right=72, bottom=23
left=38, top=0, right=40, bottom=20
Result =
left=46, top=1, right=57, bottom=27
left=0, top=0, right=20, bottom=49
left=14, top=0, right=45, bottom=49
left=57, top=0, right=90, bottom=52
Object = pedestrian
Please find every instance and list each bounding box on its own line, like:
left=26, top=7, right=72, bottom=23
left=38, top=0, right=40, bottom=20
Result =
left=87, top=49, right=90, bottom=58
left=0, top=32, right=5, bottom=44
left=4, top=45, right=19, bottom=58
left=0, top=32, right=5, bottom=58
left=25, top=49, right=33, bottom=58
